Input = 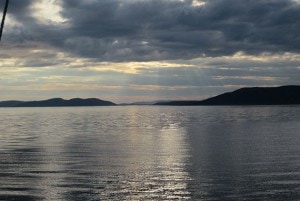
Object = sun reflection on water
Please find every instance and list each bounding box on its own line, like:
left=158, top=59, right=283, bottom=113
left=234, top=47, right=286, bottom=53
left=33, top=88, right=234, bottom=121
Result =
left=99, top=108, right=192, bottom=200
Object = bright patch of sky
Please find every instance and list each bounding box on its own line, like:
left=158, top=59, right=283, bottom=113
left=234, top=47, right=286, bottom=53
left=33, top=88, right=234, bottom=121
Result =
left=192, top=0, right=206, bottom=7
left=31, top=0, right=66, bottom=25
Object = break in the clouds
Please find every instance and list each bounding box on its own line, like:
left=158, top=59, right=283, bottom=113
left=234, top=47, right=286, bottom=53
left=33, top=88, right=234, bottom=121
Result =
left=0, top=0, right=300, bottom=102
left=2, top=0, right=300, bottom=61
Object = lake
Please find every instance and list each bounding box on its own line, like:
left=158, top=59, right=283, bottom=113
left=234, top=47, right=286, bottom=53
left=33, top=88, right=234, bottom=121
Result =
left=0, top=106, right=300, bottom=200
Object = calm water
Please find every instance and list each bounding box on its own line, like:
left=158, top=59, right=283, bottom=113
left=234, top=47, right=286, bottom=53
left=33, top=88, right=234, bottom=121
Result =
left=0, top=106, right=300, bottom=201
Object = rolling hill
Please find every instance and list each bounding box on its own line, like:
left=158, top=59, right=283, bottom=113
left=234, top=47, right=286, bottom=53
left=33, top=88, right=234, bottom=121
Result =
left=155, top=86, right=300, bottom=106
left=0, top=98, right=116, bottom=107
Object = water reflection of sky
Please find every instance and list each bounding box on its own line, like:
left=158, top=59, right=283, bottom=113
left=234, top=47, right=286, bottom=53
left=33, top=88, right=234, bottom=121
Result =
left=1, top=106, right=300, bottom=200
left=117, top=127, right=192, bottom=200
left=98, top=107, right=192, bottom=200
left=10, top=106, right=193, bottom=200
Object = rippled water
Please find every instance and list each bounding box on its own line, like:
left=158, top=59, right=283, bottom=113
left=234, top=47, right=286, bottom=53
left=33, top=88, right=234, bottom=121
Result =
left=0, top=106, right=300, bottom=200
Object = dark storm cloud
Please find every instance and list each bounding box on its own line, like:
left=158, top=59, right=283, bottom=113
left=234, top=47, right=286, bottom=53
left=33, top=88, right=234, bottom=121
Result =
left=0, top=0, right=33, bottom=16
left=1, top=0, right=41, bottom=43
left=4, top=0, right=300, bottom=61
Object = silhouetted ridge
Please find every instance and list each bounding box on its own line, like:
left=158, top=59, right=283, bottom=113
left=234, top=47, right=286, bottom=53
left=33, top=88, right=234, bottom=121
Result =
left=0, top=98, right=116, bottom=107
left=0, top=100, right=24, bottom=107
left=155, top=86, right=300, bottom=106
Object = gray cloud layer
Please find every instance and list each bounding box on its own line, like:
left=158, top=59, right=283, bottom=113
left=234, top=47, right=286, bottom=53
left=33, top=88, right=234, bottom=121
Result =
left=2, top=0, right=300, bottom=61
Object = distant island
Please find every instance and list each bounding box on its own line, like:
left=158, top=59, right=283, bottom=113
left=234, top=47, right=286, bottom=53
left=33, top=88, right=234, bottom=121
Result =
left=0, top=86, right=299, bottom=107
left=0, top=98, right=116, bottom=107
left=155, top=85, right=300, bottom=106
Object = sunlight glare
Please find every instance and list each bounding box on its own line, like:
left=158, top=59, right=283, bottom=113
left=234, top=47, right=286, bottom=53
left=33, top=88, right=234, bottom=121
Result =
left=192, top=0, right=206, bottom=7
left=31, top=0, right=66, bottom=25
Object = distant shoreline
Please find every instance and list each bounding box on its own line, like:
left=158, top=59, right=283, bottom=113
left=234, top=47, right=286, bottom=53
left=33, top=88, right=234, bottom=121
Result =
left=1, top=85, right=300, bottom=107
left=0, top=98, right=116, bottom=107
left=155, top=85, right=300, bottom=106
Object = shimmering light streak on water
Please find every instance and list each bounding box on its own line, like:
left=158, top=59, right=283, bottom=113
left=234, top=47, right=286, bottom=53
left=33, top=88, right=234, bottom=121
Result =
left=0, top=106, right=300, bottom=200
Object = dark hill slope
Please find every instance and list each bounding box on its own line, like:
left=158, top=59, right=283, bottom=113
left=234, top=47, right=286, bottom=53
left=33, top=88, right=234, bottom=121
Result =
left=155, top=86, right=300, bottom=106
left=0, top=101, right=24, bottom=107
left=0, top=98, right=116, bottom=107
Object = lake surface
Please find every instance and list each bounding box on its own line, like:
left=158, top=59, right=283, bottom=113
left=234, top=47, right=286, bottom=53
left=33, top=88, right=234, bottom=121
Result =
left=0, top=106, right=300, bottom=201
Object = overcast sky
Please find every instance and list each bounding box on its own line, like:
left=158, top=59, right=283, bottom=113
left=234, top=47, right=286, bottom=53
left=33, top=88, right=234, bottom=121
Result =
left=0, top=0, right=299, bottom=103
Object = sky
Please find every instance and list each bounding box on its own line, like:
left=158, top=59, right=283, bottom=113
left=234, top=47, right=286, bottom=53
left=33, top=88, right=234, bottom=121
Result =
left=0, top=0, right=300, bottom=103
